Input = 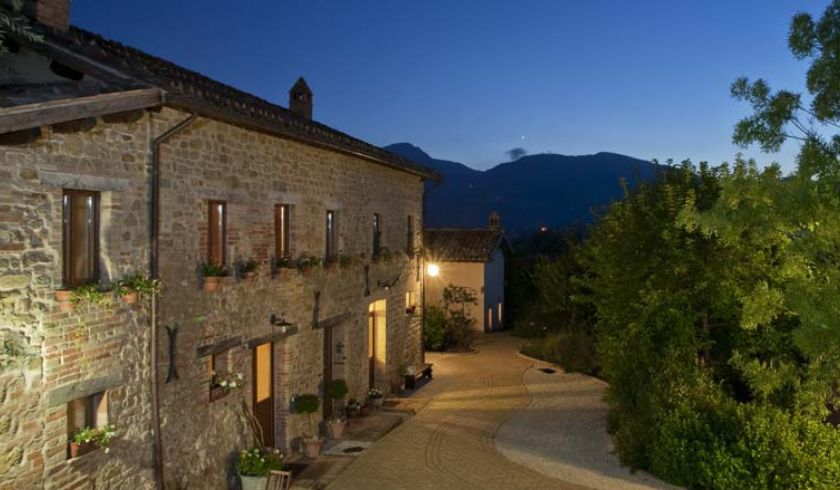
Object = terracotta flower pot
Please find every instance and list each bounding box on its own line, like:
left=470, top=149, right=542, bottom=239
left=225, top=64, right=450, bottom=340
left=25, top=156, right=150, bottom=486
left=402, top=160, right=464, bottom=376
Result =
left=302, top=438, right=323, bottom=458
left=121, top=291, right=138, bottom=305
left=203, top=276, right=222, bottom=292
left=54, top=290, right=74, bottom=312
left=327, top=419, right=347, bottom=439
left=69, top=441, right=97, bottom=459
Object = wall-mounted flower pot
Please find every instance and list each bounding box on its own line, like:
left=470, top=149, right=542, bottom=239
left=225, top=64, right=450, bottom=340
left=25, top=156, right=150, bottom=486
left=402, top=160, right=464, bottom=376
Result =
left=203, top=276, right=222, bottom=292
left=209, top=385, right=229, bottom=402
left=54, top=290, right=74, bottom=312
left=68, top=441, right=97, bottom=459
left=405, top=306, right=417, bottom=315
left=121, top=291, right=138, bottom=305
left=302, top=438, right=324, bottom=459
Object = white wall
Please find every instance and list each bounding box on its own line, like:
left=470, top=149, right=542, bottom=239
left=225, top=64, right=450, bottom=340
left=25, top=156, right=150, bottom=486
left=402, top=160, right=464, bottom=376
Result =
left=483, top=248, right=505, bottom=331
left=426, top=261, right=485, bottom=332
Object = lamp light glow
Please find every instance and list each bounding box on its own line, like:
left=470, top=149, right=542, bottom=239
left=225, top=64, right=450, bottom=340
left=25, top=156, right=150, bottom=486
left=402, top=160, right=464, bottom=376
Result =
left=427, top=263, right=440, bottom=277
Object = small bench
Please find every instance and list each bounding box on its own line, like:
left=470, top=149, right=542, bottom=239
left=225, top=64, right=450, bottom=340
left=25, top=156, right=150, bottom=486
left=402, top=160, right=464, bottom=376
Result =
left=404, top=363, right=433, bottom=391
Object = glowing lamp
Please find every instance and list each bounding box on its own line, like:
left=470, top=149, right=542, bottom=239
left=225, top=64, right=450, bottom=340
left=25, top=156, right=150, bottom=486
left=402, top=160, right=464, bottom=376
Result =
left=427, top=263, right=440, bottom=277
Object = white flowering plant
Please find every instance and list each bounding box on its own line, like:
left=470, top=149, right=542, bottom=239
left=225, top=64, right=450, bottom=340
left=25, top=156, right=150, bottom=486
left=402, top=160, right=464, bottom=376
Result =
left=235, top=447, right=284, bottom=476
left=71, top=424, right=117, bottom=453
left=367, top=387, right=384, bottom=399
left=210, top=371, right=244, bottom=390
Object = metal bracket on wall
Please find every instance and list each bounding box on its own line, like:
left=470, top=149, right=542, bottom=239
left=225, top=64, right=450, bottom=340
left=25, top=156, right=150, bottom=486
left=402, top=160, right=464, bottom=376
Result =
left=165, top=323, right=179, bottom=383
left=312, top=289, right=321, bottom=327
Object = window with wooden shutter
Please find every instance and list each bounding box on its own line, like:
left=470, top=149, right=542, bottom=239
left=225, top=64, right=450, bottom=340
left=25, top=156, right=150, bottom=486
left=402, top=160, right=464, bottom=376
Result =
left=325, top=210, right=337, bottom=258
left=62, top=190, right=100, bottom=287
left=372, top=213, right=381, bottom=258
left=67, top=391, right=108, bottom=457
left=275, top=204, right=291, bottom=259
left=406, top=215, right=414, bottom=254
left=208, top=201, right=226, bottom=267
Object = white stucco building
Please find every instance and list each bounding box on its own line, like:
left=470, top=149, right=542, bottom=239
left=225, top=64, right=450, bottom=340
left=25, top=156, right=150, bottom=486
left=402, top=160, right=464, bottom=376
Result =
left=425, top=212, right=509, bottom=332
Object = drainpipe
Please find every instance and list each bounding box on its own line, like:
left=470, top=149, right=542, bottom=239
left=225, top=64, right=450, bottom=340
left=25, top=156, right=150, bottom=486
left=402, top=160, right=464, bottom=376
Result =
left=149, top=112, right=197, bottom=490
left=420, top=179, right=442, bottom=364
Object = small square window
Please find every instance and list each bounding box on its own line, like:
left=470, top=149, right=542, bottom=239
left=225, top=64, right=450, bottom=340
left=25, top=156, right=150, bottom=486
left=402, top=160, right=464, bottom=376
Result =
left=405, top=291, right=417, bottom=314
left=67, top=391, right=108, bottom=459
left=208, top=353, right=232, bottom=402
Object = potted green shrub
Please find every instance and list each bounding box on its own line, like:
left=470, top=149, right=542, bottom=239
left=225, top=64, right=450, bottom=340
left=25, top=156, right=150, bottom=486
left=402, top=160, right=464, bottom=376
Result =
left=116, top=273, right=161, bottom=304
left=345, top=398, right=360, bottom=418
left=295, top=255, right=322, bottom=276
left=367, top=387, right=384, bottom=409
left=235, top=447, right=284, bottom=490
left=54, top=289, right=74, bottom=312
left=326, top=379, right=349, bottom=439
left=200, top=263, right=226, bottom=292
left=69, top=425, right=116, bottom=458
left=293, top=393, right=323, bottom=458
left=240, top=259, right=259, bottom=280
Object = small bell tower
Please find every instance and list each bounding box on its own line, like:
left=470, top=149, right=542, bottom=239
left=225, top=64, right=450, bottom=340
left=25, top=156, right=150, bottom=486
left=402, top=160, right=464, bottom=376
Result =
left=289, top=77, right=313, bottom=120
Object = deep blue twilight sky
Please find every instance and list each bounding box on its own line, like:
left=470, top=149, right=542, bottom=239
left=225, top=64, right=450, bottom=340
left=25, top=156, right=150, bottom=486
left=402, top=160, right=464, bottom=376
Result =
left=72, top=1, right=830, bottom=172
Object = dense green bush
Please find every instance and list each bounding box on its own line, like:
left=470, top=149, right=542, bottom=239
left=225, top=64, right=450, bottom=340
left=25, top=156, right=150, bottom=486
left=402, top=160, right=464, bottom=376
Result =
left=423, top=305, right=448, bottom=351
left=520, top=327, right=598, bottom=376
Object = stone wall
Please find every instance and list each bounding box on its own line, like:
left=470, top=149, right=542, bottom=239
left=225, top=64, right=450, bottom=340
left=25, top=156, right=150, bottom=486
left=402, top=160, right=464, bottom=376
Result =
left=151, top=108, right=424, bottom=488
left=0, top=117, right=156, bottom=489
left=0, top=105, right=426, bottom=489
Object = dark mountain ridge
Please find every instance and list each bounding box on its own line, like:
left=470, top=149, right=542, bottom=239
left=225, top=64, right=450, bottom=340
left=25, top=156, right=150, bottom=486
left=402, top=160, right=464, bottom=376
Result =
left=385, top=143, right=659, bottom=236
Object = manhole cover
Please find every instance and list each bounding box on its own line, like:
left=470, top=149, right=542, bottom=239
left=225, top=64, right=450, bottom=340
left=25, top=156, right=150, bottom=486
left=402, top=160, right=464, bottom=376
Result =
left=538, top=367, right=556, bottom=374
left=343, top=446, right=365, bottom=454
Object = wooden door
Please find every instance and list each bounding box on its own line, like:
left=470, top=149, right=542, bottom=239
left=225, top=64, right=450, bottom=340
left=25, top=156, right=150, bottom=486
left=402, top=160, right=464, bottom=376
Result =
left=368, top=308, right=376, bottom=389
left=323, top=325, right=333, bottom=419
left=253, top=342, right=274, bottom=448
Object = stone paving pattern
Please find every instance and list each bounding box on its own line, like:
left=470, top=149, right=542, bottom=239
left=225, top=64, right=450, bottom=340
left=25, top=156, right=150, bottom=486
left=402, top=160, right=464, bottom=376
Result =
left=326, top=334, right=675, bottom=490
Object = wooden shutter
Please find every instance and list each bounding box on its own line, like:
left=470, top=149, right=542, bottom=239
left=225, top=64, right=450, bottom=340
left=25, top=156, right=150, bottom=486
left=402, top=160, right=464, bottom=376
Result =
left=62, top=190, right=100, bottom=287
left=275, top=204, right=290, bottom=258
left=208, top=201, right=226, bottom=266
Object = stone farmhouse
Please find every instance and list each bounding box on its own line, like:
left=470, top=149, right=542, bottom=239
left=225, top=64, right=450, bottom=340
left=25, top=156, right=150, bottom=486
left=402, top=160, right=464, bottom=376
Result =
left=425, top=212, right=509, bottom=333
left=0, top=1, right=439, bottom=488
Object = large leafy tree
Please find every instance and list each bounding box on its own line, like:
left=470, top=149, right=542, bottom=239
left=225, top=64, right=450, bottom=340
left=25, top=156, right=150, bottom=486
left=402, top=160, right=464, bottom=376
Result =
left=0, top=1, right=42, bottom=55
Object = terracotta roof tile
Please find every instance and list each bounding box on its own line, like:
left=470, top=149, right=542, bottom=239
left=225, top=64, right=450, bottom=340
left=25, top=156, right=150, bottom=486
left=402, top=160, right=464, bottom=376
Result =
left=424, top=229, right=505, bottom=262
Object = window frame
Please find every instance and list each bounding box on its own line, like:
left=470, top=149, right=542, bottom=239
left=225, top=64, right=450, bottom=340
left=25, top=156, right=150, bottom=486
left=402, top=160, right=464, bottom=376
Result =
left=325, top=210, right=337, bottom=259
left=274, top=204, right=291, bottom=259
left=62, top=189, right=100, bottom=288
left=406, top=215, right=414, bottom=254
left=207, top=200, right=227, bottom=267
left=372, top=213, right=382, bottom=258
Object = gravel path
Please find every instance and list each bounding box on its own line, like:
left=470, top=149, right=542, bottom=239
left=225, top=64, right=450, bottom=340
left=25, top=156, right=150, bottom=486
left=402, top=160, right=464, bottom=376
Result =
left=495, top=364, right=678, bottom=490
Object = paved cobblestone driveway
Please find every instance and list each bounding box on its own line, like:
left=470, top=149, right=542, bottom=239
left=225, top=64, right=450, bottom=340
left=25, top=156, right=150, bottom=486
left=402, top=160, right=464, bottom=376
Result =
left=326, top=334, right=662, bottom=490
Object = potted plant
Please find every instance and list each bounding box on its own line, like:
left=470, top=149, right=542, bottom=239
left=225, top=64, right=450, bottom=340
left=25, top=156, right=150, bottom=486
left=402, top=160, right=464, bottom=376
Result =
left=201, top=263, right=226, bottom=292
left=293, top=393, right=323, bottom=458
left=116, top=273, right=161, bottom=304
left=71, top=283, right=113, bottom=308
left=240, top=259, right=259, bottom=280
left=345, top=398, right=360, bottom=418
left=295, top=255, right=322, bottom=276
left=69, top=424, right=116, bottom=458
left=367, top=387, right=385, bottom=409
left=54, top=289, right=74, bottom=312
left=235, top=446, right=284, bottom=490
left=209, top=371, right=243, bottom=401
left=273, top=256, right=293, bottom=277
left=326, top=379, right=349, bottom=439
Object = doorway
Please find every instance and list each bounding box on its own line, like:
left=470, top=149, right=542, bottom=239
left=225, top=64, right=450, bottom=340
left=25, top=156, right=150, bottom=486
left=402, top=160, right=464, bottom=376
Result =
left=252, top=342, right=274, bottom=447
left=368, top=300, right=387, bottom=389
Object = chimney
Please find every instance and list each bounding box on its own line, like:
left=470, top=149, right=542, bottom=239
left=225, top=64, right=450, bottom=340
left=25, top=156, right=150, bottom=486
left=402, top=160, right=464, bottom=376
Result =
left=289, top=77, right=313, bottom=120
left=27, top=0, right=69, bottom=31
left=488, top=211, right=501, bottom=230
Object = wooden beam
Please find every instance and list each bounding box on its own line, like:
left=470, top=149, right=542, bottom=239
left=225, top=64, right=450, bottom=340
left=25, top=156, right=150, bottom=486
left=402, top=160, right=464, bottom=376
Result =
left=196, top=336, right=242, bottom=358
left=315, top=312, right=351, bottom=330
left=0, top=88, right=163, bottom=134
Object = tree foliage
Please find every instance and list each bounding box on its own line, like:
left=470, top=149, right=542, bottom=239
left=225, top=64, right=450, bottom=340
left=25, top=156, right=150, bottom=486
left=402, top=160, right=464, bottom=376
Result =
left=0, top=1, right=42, bottom=55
